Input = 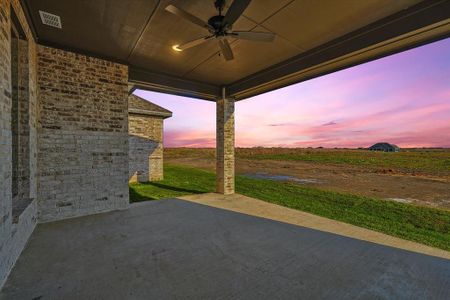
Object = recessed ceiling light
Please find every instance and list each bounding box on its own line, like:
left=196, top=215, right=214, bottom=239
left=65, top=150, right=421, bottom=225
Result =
left=39, top=10, right=62, bottom=29
left=172, top=45, right=183, bottom=52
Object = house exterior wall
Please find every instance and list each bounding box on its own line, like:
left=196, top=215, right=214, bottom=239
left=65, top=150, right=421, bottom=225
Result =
left=129, top=114, right=164, bottom=182
left=0, top=0, right=38, bottom=288
left=1, top=1, right=132, bottom=288
left=36, top=45, right=130, bottom=222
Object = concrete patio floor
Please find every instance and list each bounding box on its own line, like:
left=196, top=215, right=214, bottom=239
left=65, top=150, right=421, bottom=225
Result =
left=1, top=195, right=449, bottom=300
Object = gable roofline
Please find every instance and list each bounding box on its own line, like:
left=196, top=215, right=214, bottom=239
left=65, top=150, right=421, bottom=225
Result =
left=128, top=108, right=172, bottom=118
left=128, top=95, right=172, bottom=119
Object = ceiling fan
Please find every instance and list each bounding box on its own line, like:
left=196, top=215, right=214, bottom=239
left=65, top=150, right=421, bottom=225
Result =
left=165, top=0, right=275, bottom=61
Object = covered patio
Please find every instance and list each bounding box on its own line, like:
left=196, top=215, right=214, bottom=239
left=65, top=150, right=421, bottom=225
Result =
left=2, top=194, right=449, bottom=299
left=1, top=0, right=450, bottom=298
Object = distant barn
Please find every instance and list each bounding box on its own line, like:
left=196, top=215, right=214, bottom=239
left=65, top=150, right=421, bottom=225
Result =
left=368, top=143, right=400, bottom=152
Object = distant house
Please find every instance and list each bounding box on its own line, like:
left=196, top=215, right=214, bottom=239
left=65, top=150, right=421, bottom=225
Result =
left=368, top=143, right=400, bottom=152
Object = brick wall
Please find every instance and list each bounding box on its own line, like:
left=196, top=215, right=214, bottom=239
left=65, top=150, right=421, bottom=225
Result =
left=16, top=39, right=31, bottom=200
left=129, top=114, right=164, bottom=182
left=0, top=1, right=12, bottom=247
left=37, top=45, right=129, bottom=222
left=216, top=98, right=235, bottom=194
left=0, top=0, right=38, bottom=288
left=1, top=0, right=131, bottom=288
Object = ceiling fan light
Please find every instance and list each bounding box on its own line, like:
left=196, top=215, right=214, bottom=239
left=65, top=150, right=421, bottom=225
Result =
left=172, top=45, right=183, bottom=52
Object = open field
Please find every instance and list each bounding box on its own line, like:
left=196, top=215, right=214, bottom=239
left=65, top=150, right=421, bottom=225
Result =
left=129, top=164, right=450, bottom=251
left=166, top=147, right=450, bottom=176
left=165, top=147, right=450, bottom=209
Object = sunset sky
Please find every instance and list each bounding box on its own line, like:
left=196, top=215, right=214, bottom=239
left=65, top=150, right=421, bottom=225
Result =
left=134, top=38, right=450, bottom=148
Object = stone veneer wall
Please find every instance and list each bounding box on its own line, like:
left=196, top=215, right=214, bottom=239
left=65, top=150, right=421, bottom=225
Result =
left=129, top=114, right=164, bottom=182
left=37, top=45, right=129, bottom=222
left=216, top=98, right=235, bottom=194
left=15, top=38, right=31, bottom=201
left=0, top=0, right=38, bottom=288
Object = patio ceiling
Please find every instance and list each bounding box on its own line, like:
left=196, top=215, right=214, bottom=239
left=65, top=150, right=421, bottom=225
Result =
left=21, top=0, right=450, bottom=100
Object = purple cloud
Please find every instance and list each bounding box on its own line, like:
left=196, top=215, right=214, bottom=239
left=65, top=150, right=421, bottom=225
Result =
left=322, top=121, right=337, bottom=126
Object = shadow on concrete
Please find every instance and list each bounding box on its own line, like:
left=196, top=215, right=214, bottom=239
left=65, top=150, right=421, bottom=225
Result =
left=2, top=199, right=449, bottom=299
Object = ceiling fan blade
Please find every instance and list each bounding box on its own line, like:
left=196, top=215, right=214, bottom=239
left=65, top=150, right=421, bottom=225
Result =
left=165, top=5, right=211, bottom=30
left=218, top=39, right=234, bottom=61
left=175, top=36, right=214, bottom=51
left=222, top=0, right=252, bottom=27
left=229, top=31, right=275, bottom=42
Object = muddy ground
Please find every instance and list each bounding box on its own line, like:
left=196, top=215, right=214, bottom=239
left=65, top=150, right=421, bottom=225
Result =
left=166, top=156, right=450, bottom=210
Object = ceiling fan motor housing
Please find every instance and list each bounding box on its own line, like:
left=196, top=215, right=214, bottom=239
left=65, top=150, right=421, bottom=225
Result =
left=208, top=15, right=229, bottom=35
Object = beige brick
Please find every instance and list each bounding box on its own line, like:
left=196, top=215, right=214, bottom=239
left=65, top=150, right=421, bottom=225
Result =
left=0, top=0, right=38, bottom=288
left=37, top=45, right=130, bottom=222
left=216, top=98, right=235, bottom=195
left=128, top=95, right=171, bottom=182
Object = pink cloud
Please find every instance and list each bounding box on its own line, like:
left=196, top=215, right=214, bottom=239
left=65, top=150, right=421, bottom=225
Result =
left=164, top=130, right=215, bottom=148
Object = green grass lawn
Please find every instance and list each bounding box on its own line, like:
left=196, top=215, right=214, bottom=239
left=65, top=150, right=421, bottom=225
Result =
left=130, top=164, right=450, bottom=251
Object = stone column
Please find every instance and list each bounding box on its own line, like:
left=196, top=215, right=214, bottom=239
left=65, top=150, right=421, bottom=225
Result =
left=216, top=97, right=235, bottom=194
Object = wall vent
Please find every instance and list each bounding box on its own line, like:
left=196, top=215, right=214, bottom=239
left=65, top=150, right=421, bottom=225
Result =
left=39, top=11, right=62, bottom=29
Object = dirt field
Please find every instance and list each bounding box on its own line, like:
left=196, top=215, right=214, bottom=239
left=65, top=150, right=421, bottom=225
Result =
left=165, top=148, right=450, bottom=210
